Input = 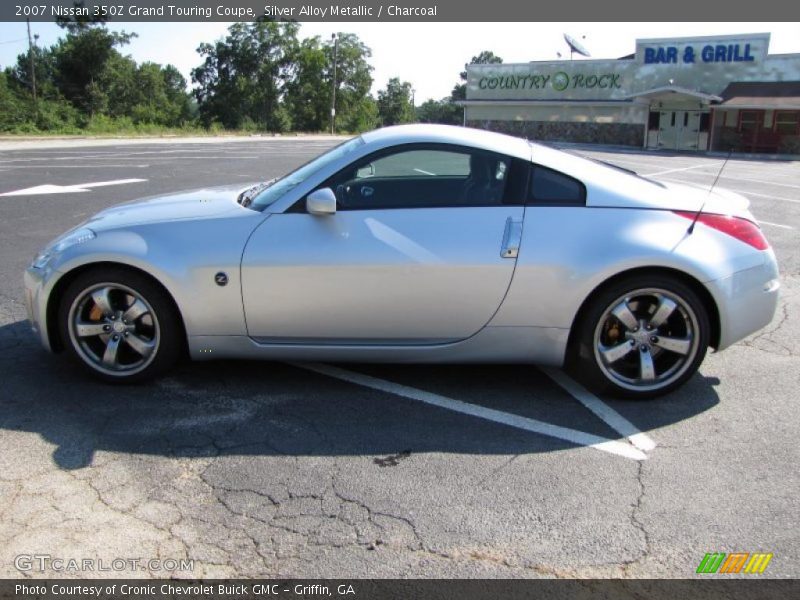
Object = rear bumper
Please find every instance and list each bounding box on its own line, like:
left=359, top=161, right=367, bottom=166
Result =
left=706, top=250, right=780, bottom=351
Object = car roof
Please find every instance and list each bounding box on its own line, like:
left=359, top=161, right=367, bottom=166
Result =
left=361, top=124, right=533, bottom=161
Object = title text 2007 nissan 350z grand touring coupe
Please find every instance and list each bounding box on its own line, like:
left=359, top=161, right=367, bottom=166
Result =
left=24, top=125, right=779, bottom=399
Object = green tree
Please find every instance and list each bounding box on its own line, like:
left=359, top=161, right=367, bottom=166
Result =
left=0, top=72, right=28, bottom=131
left=341, top=95, right=379, bottom=133
left=327, top=33, right=375, bottom=132
left=416, top=97, right=462, bottom=125
left=2, top=10, right=190, bottom=132
left=284, top=32, right=375, bottom=133
left=451, top=50, right=503, bottom=101
left=284, top=37, right=328, bottom=131
left=7, top=44, right=59, bottom=100
left=192, top=21, right=299, bottom=131
left=53, top=25, right=136, bottom=115
left=160, top=65, right=193, bottom=125
left=114, top=62, right=192, bottom=126
left=377, top=77, right=415, bottom=126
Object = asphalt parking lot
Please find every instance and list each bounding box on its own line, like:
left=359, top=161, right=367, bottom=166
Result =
left=0, top=136, right=798, bottom=578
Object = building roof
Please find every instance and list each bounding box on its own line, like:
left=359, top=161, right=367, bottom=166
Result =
left=718, top=81, right=800, bottom=109
left=623, top=85, right=722, bottom=103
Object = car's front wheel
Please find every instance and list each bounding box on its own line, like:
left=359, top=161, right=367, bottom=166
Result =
left=571, top=274, right=710, bottom=399
left=58, top=267, right=183, bottom=383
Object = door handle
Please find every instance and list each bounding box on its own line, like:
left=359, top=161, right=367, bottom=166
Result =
left=500, top=217, right=523, bottom=258
left=361, top=186, right=374, bottom=197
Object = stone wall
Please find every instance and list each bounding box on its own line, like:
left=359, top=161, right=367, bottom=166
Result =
left=466, top=120, right=645, bottom=147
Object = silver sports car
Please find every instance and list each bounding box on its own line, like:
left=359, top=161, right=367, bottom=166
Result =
left=24, top=125, right=779, bottom=399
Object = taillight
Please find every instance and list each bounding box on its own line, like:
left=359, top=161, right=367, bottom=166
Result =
left=673, top=211, right=769, bottom=250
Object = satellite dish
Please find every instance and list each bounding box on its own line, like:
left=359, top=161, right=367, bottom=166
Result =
left=564, top=33, right=591, bottom=59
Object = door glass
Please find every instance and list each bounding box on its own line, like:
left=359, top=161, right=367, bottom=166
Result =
left=325, top=147, right=512, bottom=210
left=361, top=150, right=470, bottom=179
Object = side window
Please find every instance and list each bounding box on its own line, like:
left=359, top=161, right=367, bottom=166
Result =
left=363, top=149, right=470, bottom=179
left=322, top=145, right=513, bottom=210
left=528, top=165, right=586, bottom=205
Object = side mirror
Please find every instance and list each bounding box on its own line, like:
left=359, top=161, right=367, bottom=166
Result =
left=306, top=188, right=337, bottom=216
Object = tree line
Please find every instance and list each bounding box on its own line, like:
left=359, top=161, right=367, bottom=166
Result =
left=1, top=18, right=503, bottom=135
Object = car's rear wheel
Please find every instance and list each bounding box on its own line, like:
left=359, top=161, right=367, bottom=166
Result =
left=58, top=267, right=183, bottom=383
left=571, top=274, right=710, bottom=399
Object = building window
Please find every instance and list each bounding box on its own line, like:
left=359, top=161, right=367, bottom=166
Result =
left=699, top=113, right=710, bottom=132
left=774, top=111, right=799, bottom=135
left=739, top=110, right=764, bottom=131
left=648, top=111, right=660, bottom=130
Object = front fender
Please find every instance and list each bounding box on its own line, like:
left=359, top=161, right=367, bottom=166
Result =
left=36, top=217, right=260, bottom=347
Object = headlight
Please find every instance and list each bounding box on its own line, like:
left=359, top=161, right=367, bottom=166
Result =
left=32, top=228, right=96, bottom=269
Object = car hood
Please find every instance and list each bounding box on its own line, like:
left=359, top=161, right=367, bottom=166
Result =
left=82, top=183, right=259, bottom=230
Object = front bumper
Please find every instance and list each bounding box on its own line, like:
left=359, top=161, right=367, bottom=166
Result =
left=24, top=266, right=54, bottom=352
left=706, top=250, right=780, bottom=351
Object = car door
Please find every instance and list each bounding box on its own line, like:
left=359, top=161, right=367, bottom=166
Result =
left=240, top=144, right=525, bottom=344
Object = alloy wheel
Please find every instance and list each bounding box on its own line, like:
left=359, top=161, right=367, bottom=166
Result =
left=68, top=283, right=161, bottom=377
left=592, top=287, right=701, bottom=393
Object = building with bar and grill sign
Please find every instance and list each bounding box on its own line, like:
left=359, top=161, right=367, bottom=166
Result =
left=463, top=33, right=800, bottom=154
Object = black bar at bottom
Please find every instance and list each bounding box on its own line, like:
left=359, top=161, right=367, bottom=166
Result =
left=2, top=579, right=799, bottom=600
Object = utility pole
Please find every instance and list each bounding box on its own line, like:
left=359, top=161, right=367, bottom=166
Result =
left=26, top=18, right=37, bottom=102
left=330, top=33, right=338, bottom=135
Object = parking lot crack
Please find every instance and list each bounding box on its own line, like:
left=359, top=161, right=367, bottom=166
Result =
left=474, top=454, right=521, bottom=488
left=740, top=302, right=797, bottom=356
left=330, top=478, right=424, bottom=552
left=621, top=460, right=651, bottom=574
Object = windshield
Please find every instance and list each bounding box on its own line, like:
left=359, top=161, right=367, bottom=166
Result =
left=250, top=136, right=365, bottom=210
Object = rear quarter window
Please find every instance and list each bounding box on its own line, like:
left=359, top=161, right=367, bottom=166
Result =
left=528, top=165, right=586, bottom=206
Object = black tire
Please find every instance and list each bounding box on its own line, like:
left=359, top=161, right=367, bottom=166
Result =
left=57, top=266, right=184, bottom=383
left=569, top=273, right=710, bottom=400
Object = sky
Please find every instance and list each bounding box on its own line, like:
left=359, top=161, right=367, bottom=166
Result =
left=1, top=21, right=799, bottom=102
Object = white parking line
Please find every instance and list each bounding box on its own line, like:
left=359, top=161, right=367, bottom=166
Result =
left=657, top=177, right=800, bottom=205
left=642, top=162, right=723, bottom=177
left=655, top=170, right=800, bottom=190
left=758, top=220, right=795, bottom=230
left=737, top=190, right=800, bottom=205
left=413, top=168, right=436, bottom=176
left=0, top=164, right=150, bottom=169
left=289, top=362, right=648, bottom=461
left=540, top=368, right=657, bottom=452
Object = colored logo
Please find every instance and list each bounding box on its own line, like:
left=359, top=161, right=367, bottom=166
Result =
left=696, top=552, right=773, bottom=574
left=552, top=71, right=570, bottom=91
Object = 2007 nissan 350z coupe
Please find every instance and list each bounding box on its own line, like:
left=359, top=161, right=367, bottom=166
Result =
left=24, top=125, right=780, bottom=399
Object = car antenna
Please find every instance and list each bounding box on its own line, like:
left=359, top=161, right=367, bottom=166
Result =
left=687, top=150, right=732, bottom=234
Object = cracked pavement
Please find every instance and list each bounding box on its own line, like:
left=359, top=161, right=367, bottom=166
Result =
left=0, top=140, right=798, bottom=578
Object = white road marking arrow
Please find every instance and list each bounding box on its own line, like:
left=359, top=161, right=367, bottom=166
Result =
left=0, top=178, right=147, bottom=197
